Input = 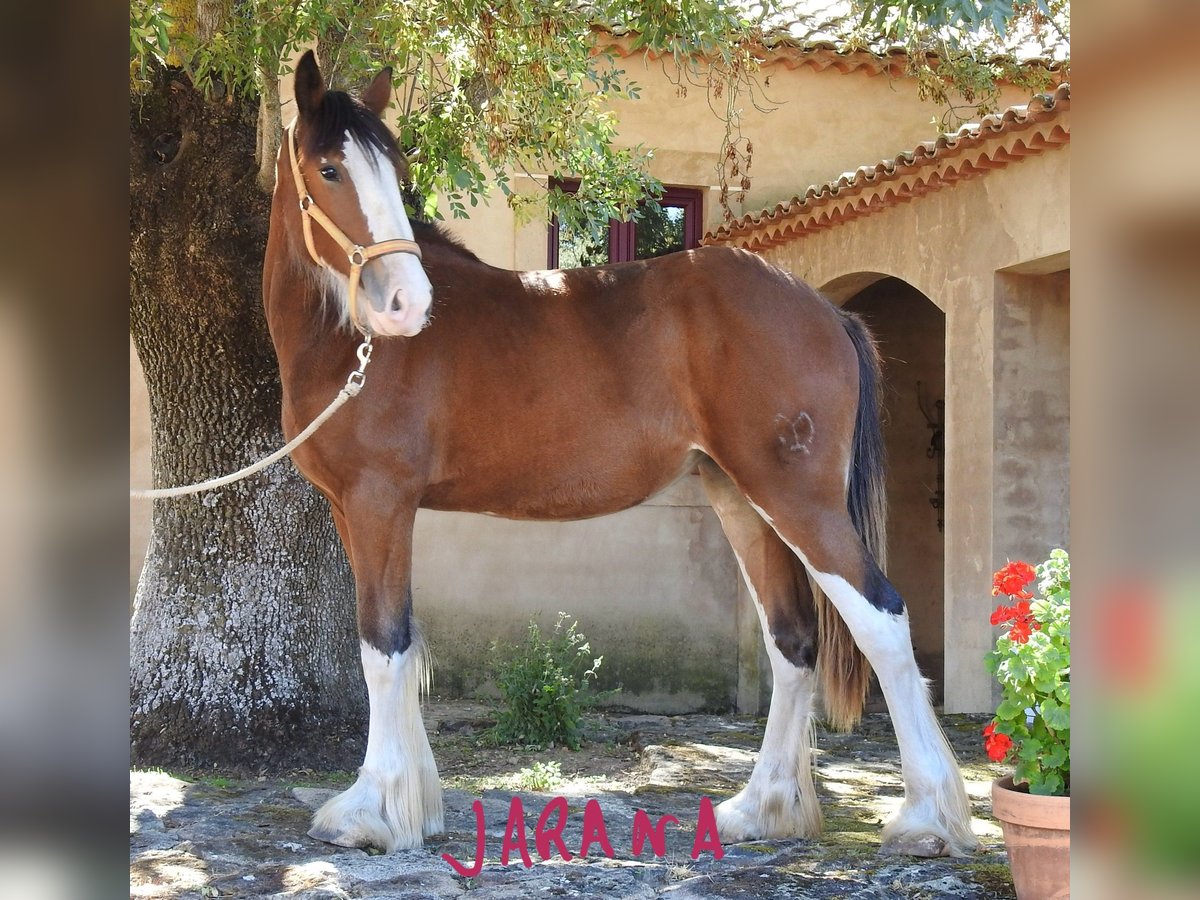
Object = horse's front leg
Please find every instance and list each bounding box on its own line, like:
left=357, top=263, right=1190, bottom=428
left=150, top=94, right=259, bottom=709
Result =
left=308, top=495, right=443, bottom=852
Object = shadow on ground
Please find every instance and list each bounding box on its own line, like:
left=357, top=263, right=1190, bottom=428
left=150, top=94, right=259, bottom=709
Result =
left=130, top=704, right=1016, bottom=899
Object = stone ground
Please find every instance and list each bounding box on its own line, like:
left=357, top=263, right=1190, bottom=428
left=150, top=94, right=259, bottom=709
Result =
left=131, top=703, right=1016, bottom=899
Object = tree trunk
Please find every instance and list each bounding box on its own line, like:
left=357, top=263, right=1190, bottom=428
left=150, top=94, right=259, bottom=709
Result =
left=256, top=63, right=283, bottom=193
left=130, top=70, right=365, bottom=771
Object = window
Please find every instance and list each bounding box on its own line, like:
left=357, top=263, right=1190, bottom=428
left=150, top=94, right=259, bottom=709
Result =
left=548, top=183, right=703, bottom=268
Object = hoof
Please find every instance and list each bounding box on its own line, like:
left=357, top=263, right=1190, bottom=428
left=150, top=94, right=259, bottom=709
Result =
left=714, top=796, right=761, bottom=844
left=307, top=768, right=442, bottom=853
left=880, top=793, right=979, bottom=858
left=307, top=820, right=379, bottom=851
left=881, top=833, right=950, bottom=857
left=715, top=787, right=822, bottom=843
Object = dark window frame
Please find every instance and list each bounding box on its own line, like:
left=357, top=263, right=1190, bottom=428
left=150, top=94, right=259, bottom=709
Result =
left=547, top=181, right=703, bottom=268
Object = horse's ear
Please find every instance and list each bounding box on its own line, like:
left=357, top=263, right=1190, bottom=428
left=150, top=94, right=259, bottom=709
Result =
left=361, top=67, right=393, bottom=117
left=294, top=50, right=326, bottom=121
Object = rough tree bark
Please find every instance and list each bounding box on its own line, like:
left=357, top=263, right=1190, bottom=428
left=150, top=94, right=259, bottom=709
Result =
left=130, top=70, right=366, bottom=770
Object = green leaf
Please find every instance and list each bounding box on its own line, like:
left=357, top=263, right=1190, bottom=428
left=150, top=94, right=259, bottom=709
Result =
left=1014, top=757, right=1038, bottom=786
left=1031, top=771, right=1064, bottom=796
left=1041, top=698, right=1070, bottom=731
left=995, top=696, right=1029, bottom=721
left=1018, top=737, right=1044, bottom=761
left=1040, top=741, right=1067, bottom=771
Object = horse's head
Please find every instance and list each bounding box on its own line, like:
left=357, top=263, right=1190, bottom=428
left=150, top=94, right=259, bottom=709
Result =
left=289, top=50, right=432, bottom=338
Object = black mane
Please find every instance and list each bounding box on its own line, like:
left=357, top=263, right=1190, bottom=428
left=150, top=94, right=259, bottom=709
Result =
left=301, top=90, right=400, bottom=165
left=411, top=220, right=483, bottom=263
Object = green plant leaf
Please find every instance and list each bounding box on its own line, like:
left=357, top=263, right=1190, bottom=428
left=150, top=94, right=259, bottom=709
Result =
left=1040, top=698, right=1070, bottom=731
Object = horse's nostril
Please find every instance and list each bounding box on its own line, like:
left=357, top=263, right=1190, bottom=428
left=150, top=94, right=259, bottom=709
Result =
left=390, top=291, right=404, bottom=313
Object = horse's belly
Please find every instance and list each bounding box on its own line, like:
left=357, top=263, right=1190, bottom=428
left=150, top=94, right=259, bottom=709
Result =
left=420, top=448, right=701, bottom=521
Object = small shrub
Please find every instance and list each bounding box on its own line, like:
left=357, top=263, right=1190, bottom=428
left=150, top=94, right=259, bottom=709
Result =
left=487, top=612, right=605, bottom=750
left=513, top=760, right=564, bottom=792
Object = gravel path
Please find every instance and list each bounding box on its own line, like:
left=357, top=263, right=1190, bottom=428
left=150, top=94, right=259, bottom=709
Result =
left=131, top=704, right=1016, bottom=899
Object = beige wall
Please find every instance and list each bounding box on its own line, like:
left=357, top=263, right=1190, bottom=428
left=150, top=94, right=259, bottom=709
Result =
left=993, top=270, right=1070, bottom=566
left=760, top=144, right=1070, bottom=712
left=440, top=53, right=1035, bottom=271
left=413, top=475, right=746, bottom=712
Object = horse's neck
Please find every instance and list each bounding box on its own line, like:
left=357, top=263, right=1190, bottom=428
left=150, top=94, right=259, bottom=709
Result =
left=263, top=194, right=351, bottom=392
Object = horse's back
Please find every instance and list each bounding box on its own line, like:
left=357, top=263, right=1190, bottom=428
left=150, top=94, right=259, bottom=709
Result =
left=410, top=245, right=855, bottom=519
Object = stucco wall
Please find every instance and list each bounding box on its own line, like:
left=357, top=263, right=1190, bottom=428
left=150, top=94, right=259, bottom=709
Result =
left=993, top=270, right=1070, bottom=565
left=412, top=475, right=744, bottom=712
left=759, top=144, right=1070, bottom=712
left=435, top=53, right=1033, bottom=270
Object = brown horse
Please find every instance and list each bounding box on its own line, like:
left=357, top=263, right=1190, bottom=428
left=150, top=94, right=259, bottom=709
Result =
left=263, top=51, right=976, bottom=858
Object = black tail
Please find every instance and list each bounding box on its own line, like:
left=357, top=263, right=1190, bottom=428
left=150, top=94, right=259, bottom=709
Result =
left=837, top=309, right=888, bottom=571
left=812, top=308, right=887, bottom=732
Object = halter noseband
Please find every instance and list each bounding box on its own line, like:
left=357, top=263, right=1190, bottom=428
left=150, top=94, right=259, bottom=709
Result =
left=286, top=119, right=423, bottom=336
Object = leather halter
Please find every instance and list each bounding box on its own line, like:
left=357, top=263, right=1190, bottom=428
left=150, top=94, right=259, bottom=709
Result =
left=286, top=119, right=423, bottom=335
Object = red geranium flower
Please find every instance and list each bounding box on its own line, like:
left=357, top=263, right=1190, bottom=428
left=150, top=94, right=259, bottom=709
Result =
left=990, top=594, right=1040, bottom=643
left=992, top=560, right=1036, bottom=599
left=983, top=722, right=1014, bottom=761
left=1009, top=617, right=1033, bottom=643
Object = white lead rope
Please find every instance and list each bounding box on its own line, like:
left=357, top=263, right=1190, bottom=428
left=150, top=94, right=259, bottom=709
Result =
left=130, top=336, right=374, bottom=500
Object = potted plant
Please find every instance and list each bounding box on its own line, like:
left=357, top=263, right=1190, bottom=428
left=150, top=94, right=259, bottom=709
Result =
left=984, top=550, right=1070, bottom=899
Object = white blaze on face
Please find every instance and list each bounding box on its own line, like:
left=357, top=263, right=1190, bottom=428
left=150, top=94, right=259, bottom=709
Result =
left=338, top=133, right=433, bottom=337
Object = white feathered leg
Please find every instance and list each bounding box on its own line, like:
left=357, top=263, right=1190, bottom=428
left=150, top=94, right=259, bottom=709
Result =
left=309, top=637, right=443, bottom=851
left=716, top=551, right=823, bottom=842
left=791, top=563, right=977, bottom=857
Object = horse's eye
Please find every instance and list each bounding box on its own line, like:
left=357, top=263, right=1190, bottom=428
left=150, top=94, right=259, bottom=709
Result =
left=319, top=165, right=339, bottom=182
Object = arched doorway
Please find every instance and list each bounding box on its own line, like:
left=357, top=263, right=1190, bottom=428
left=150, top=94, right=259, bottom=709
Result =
left=837, top=276, right=947, bottom=703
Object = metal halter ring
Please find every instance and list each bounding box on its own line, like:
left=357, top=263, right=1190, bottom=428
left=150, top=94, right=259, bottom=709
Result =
left=350, top=246, right=367, bottom=266
left=299, top=195, right=313, bottom=211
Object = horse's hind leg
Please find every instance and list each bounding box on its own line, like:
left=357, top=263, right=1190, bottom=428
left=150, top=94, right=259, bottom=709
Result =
left=700, top=460, right=823, bottom=842
left=737, top=483, right=977, bottom=857
left=308, top=495, right=443, bottom=852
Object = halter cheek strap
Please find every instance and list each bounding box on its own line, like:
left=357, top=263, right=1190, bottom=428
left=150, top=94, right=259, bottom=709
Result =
left=286, top=119, right=423, bottom=335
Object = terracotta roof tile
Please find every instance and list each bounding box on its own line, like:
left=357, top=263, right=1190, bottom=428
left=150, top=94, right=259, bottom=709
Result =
left=594, top=29, right=1065, bottom=78
left=703, top=83, right=1070, bottom=250
left=592, top=2, right=1068, bottom=76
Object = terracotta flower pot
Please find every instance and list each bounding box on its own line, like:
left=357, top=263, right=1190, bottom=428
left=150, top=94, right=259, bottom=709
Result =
left=991, top=776, right=1071, bottom=899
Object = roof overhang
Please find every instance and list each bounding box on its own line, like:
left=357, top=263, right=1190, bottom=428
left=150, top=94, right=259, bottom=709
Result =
left=703, top=83, right=1070, bottom=251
